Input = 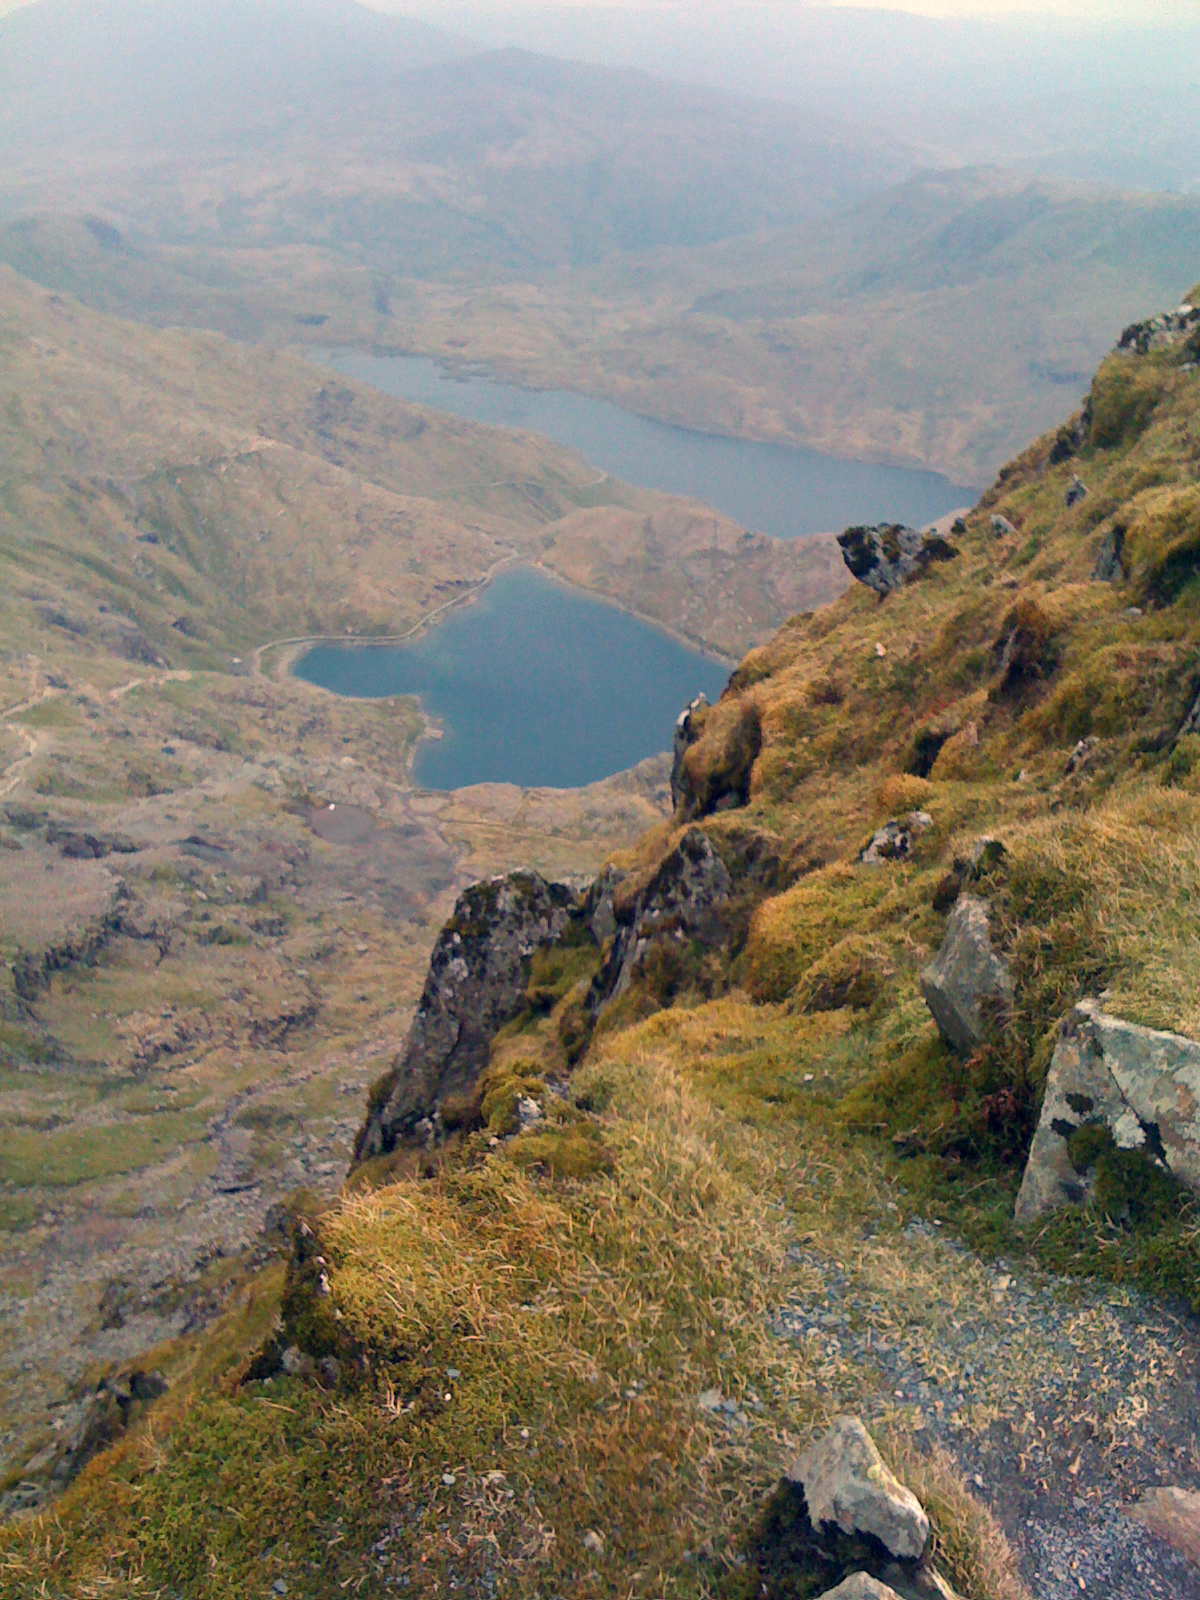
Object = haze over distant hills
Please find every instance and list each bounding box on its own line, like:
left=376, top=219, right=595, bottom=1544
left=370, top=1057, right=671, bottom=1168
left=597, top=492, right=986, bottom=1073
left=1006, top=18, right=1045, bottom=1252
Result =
left=2, top=0, right=1199, bottom=479
left=411, top=3, right=1200, bottom=193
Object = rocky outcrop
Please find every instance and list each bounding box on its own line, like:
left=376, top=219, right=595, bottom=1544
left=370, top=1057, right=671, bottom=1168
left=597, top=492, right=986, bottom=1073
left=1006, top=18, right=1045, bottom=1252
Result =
left=671, top=694, right=710, bottom=812
left=589, top=828, right=732, bottom=1016
left=672, top=695, right=761, bottom=822
left=1015, top=1001, right=1200, bottom=1222
left=355, top=872, right=574, bottom=1160
left=861, top=811, right=932, bottom=866
left=788, top=1416, right=930, bottom=1560
left=919, top=894, right=1012, bottom=1054
left=1118, top=303, right=1200, bottom=356
left=837, top=524, right=957, bottom=597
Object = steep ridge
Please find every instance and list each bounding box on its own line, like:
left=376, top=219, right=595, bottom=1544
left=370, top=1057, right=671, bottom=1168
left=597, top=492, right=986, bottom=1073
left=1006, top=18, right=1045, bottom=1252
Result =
left=6, top=285, right=1200, bottom=1595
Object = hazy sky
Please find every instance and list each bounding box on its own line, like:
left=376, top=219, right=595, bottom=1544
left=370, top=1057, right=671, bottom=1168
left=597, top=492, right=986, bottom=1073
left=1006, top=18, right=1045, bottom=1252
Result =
left=0, top=0, right=1195, bottom=19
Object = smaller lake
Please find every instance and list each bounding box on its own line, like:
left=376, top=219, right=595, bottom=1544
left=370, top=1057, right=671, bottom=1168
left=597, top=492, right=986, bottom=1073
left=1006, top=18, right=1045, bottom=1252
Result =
left=310, top=350, right=976, bottom=541
left=294, top=567, right=730, bottom=791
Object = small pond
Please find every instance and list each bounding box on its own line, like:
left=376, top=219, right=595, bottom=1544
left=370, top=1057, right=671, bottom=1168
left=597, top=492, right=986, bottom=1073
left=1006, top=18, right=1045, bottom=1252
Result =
left=294, top=567, right=730, bottom=791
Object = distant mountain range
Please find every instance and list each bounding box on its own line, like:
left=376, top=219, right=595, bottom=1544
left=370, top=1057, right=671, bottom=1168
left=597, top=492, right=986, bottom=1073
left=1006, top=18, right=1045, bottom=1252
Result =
left=0, top=0, right=915, bottom=270
left=2, top=0, right=1198, bottom=480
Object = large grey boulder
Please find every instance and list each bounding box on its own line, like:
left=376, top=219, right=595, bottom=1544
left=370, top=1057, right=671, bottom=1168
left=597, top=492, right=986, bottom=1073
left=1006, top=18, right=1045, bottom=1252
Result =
left=919, top=894, right=1012, bottom=1054
left=1015, top=1001, right=1200, bottom=1222
left=590, top=828, right=732, bottom=1016
left=355, top=872, right=573, bottom=1160
left=837, top=524, right=957, bottom=597
left=788, top=1416, right=930, bottom=1561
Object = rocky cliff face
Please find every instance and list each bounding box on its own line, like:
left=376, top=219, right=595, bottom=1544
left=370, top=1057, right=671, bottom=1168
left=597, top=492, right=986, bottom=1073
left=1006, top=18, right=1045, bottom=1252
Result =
left=355, top=872, right=574, bottom=1160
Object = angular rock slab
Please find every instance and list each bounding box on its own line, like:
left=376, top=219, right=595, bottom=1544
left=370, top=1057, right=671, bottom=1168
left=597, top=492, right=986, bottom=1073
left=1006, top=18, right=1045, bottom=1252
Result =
left=819, top=1577, right=904, bottom=1600
left=788, top=1416, right=930, bottom=1561
left=1016, top=1001, right=1200, bottom=1222
left=919, top=894, right=1012, bottom=1054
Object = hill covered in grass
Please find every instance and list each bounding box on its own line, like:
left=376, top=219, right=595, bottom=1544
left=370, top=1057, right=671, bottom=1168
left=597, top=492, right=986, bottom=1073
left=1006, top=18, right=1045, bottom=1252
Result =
left=6, top=276, right=1200, bottom=1595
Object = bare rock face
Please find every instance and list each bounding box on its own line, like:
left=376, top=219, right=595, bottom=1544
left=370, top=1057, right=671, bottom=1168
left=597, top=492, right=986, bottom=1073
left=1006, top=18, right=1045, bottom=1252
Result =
left=788, top=1416, right=930, bottom=1561
left=355, top=872, right=574, bottom=1160
left=919, top=894, right=1012, bottom=1054
left=590, top=828, right=732, bottom=1016
left=837, top=524, right=957, bottom=597
left=1015, top=1001, right=1200, bottom=1222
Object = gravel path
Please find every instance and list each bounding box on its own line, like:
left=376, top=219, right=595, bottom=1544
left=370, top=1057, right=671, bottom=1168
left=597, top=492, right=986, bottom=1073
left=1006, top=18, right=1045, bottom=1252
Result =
left=774, top=1222, right=1200, bottom=1598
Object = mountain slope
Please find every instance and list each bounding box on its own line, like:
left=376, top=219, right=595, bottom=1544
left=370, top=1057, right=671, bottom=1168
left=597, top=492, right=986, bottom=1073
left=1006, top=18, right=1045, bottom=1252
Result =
left=0, top=4, right=914, bottom=272
left=6, top=284, right=1200, bottom=1592
left=386, top=167, right=1200, bottom=479
left=0, top=265, right=841, bottom=670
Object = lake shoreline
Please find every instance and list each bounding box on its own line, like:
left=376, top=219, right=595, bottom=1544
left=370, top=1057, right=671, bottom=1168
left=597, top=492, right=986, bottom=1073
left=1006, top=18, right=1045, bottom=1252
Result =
left=293, top=567, right=732, bottom=791
left=306, top=348, right=977, bottom=541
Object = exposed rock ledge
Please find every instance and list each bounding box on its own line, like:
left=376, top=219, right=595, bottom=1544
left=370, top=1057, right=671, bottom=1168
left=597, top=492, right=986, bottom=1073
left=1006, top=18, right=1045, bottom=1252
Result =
left=355, top=872, right=574, bottom=1159
left=1016, top=1001, right=1200, bottom=1222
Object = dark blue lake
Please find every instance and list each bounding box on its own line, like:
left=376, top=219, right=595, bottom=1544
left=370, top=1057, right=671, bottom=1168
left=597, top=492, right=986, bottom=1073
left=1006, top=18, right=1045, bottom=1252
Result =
left=294, top=567, right=729, bottom=791
left=309, top=350, right=976, bottom=539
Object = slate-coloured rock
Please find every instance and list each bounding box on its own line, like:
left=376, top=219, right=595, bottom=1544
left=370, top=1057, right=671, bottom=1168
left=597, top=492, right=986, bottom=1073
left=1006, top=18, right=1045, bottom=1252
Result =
left=837, top=524, right=957, bottom=597
left=355, top=872, right=574, bottom=1159
left=1016, top=1001, right=1200, bottom=1222
left=788, top=1415, right=930, bottom=1561
left=861, top=812, right=932, bottom=866
left=590, top=827, right=732, bottom=1016
left=919, top=894, right=1012, bottom=1054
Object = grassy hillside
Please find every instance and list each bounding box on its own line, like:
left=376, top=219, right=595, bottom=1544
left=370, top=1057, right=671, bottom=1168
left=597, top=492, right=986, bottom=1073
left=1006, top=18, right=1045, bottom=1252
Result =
left=3, top=264, right=754, bottom=1505
left=0, top=265, right=839, bottom=667
left=5, top=283, right=1200, bottom=1593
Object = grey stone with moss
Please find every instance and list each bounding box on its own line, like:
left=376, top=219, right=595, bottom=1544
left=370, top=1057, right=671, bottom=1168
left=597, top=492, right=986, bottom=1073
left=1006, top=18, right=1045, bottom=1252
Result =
left=788, top=1415, right=930, bottom=1560
left=355, top=872, right=574, bottom=1160
left=919, top=894, right=1012, bottom=1054
left=1016, top=1001, right=1200, bottom=1222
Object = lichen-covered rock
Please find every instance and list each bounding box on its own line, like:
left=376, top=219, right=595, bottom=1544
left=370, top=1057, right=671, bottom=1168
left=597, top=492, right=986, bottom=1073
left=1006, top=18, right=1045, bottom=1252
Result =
left=585, top=863, right=626, bottom=948
left=355, top=872, right=573, bottom=1159
left=788, top=1416, right=930, bottom=1560
left=590, top=828, right=732, bottom=1015
left=861, top=811, right=932, bottom=866
left=837, top=524, right=957, bottom=597
left=1015, top=1002, right=1200, bottom=1222
left=919, top=894, right=1012, bottom=1053
left=1118, top=303, right=1200, bottom=356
